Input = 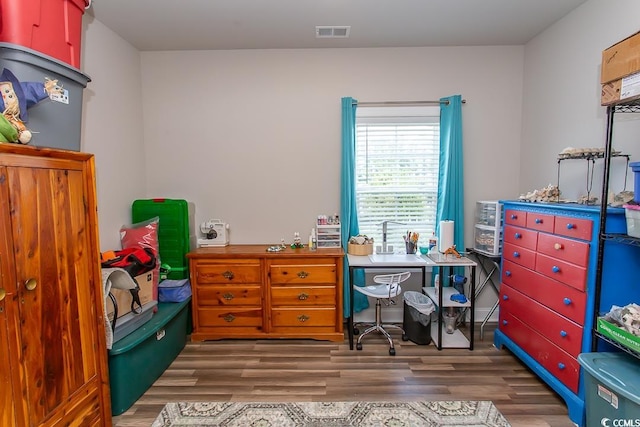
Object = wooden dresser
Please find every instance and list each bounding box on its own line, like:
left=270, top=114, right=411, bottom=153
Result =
left=188, top=245, right=344, bottom=342
left=494, top=201, right=626, bottom=427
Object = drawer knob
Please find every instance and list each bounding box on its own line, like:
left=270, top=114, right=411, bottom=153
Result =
left=502, top=295, right=509, bottom=300
left=297, top=271, right=309, bottom=279
left=297, top=314, right=310, bottom=323
left=505, top=270, right=512, bottom=277
left=222, top=293, right=234, bottom=300
left=222, top=270, right=235, bottom=280
left=510, top=214, right=517, bottom=220
left=24, top=278, right=37, bottom=291
left=563, top=297, right=572, bottom=305
left=558, top=362, right=565, bottom=370
left=298, top=292, right=309, bottom=300
left=554, top=243, right=563, bottom=250
left=566, top=223, right=575, bottom=230
left=514, top=233, right=522, bottom=239
left=223, top=314, right=236, bottom=322
left=502, top=320, right=508, bottom=326
left=535, top=218, right=542, bottom=224
left=560, top=330, right=567, bottom=337
left=513, top=251, right=520, bottom=258
left=552, top=266, right=560, bottom=274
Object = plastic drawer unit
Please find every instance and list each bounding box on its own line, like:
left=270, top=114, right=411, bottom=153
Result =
left=108, top=299, right=191, bottom=416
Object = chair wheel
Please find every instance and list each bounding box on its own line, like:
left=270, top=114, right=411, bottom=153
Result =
left=389, top=348, right=396, bottom=356
left=402, top=334, right=409, bottom=341
left=356, top=343, right=363, bottom=350
left=353, top=328, right=360, bottom=335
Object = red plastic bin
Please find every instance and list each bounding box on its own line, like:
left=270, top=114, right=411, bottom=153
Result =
left=0, top=0, right=90, bottom=69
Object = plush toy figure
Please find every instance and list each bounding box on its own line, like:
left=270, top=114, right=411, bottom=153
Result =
left=0, top=68, right=63, bottom=144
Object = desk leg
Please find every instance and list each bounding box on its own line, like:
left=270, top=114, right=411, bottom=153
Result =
left=349, top=267, right=354, bottom=350
left=470, top=265, right=476, bottom=350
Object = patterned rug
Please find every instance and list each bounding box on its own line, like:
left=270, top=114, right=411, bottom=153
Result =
left=152, top=400, right=511, bottom=426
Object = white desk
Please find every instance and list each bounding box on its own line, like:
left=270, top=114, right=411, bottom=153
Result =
left=347, top=253, right=477, bottom=350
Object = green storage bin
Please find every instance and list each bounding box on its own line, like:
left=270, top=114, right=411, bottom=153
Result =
left=578, top=352, right=640, bottom=427
left=108, top=299, right=191, bottom=416
left=132, top=199, right=196, bottom=279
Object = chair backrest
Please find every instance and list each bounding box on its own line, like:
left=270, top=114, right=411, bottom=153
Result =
left=372, top=271, right=411, bottom=298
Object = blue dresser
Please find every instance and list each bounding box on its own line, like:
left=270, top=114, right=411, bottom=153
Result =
left=494, top=201, right=628, bottom=427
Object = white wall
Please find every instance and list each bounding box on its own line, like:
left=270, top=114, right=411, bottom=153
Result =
left=520, top=0, right=640, bottom=201
left=140, top=46, right=524, bottom=247
left=81, top=15, right=147, bottom=250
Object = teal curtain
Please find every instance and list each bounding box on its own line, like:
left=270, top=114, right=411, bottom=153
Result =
left=436, top=95, right=465, bottom=277
left=341, top=97, right=369, bottom=317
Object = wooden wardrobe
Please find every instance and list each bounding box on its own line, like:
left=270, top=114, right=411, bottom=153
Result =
left=0, top=144, right=111, bottom=426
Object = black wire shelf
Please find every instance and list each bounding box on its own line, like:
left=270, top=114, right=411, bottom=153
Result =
left=594, top=331, right=640, bottom=359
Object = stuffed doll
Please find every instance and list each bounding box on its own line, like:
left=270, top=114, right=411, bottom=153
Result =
left=0, top=68, right=63, bottom=144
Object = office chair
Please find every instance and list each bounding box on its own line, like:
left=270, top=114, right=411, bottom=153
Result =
left=354, top=271, right=411, bottom=355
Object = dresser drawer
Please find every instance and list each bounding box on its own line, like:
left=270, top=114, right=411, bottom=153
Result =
left=536, top=233, right=590, bottom=267
left=526, top=212, right=555, bottom=233
left=502, top=259, right=586, bottom=324
left=504, top=209, right=527, bottom=227
left=271, top=307, right=337, bottom=327
left=195, top=260, right=262, bottom=284
left=269, top=260, right=337, bottom=285
left=500, top=284, right=583, bottom=357
left=271, top=286, right=336, bottom=306
left=499, top=310, right=580, bottom=393
left=554, top=215, right=593, bottom=241
left=502, top=242, right=536, bottom=269
left=197, top=285, right=262, bottom=306
left=197, top=307, right=263, bottom=327
left=535, top=253, right=587, bottom=292
left=503, top=225, right=538, bottom=250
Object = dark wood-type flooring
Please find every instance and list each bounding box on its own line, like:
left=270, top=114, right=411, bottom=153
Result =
left=112, top=324, right=575, bottom=426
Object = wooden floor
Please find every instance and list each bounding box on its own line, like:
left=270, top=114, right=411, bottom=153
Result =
left=111, top=324, right=575, bottom=427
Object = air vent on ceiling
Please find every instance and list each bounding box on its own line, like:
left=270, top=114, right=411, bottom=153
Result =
left=316, top=26, right=351, bottom=38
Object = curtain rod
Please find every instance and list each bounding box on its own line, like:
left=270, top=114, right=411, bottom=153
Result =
left=353, top=99, right=466, bottom=107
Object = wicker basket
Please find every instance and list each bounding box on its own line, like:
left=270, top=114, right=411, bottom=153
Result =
left=348, top=242, right=373, bottom=256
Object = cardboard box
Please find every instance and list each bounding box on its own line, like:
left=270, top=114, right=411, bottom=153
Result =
left=106, top=272, right=155, bottom=319
left=601, top=71, right=640, bottom=105
left=601, top=31, right=640, bottom=84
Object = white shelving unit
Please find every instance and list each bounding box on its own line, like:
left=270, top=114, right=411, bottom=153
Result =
left=421, top=254, right=477, bottom=350
left=473, top=201, right=503, bottom=256
left=316, top=224, right=341, bottom=248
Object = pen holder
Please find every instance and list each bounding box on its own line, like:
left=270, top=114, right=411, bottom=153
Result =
left=405, top=241, right=417, bottom=254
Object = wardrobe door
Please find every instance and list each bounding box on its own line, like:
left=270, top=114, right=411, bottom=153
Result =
left=4, top=156, right=110, bottom=426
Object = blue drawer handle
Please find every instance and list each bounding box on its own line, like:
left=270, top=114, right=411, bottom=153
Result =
left=535, top=218, right=542, bottom=224
left=566, top=223, right=574, bottom=230
left=513, top=251, right=520, bottom=258
left=558, top=363, right=565, bottom=370
left=560, top=330, right=567, bottom=337
left=510, top=214, right=517, bottom=220
left=502, top=320, right=508, bottom=326
left=505, top=270, right=512, bottom=277
left=502, top=295, right=509, bottom=300
left=563, top=297, right=572, bottom=305
left=552, top=266, right=560, bottom=273
left=515, top=233, right=522, bottom=239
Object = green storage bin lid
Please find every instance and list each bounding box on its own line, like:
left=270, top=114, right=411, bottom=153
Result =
left=578, top=352, right=640, bottom=404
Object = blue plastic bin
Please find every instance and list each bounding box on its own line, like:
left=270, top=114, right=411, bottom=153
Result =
left=578, top=352, right=640, bottom=427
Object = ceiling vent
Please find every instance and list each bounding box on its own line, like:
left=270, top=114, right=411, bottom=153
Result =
left=316, top=26, right=351, bottom=38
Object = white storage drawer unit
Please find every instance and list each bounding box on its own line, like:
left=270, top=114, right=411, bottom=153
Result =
left=473, top=201, right=503, bottom=256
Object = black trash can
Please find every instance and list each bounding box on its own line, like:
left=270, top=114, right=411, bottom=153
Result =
left=403, top=291, right=434, bottom=345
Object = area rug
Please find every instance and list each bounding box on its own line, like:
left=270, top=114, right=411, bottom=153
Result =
left=152, top=400, right=511, bottom=426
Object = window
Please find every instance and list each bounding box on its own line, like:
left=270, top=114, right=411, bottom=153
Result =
left=355, top=106, right=440, bottom=252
